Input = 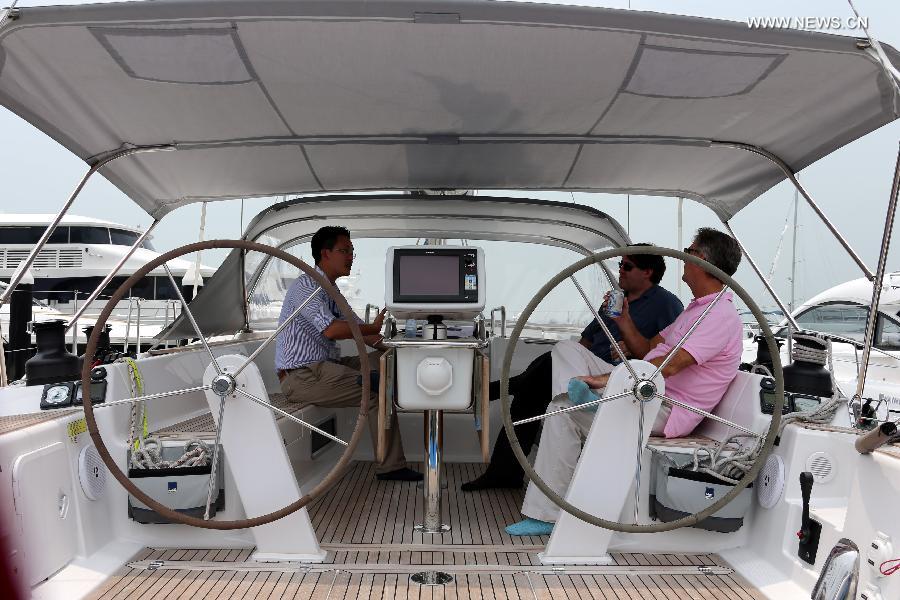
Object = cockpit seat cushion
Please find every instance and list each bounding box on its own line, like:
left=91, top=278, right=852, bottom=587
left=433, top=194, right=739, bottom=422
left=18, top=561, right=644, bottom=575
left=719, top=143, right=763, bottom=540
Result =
left=648, top=371, right=765, bottom=448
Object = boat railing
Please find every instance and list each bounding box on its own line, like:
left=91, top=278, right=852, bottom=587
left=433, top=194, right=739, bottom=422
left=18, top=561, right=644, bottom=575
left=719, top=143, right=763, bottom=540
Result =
left=489, top=306, right=506, bottom=337
left=364, top=303, right=380, bottom=324
left=13, top=289, right=182, bottom=352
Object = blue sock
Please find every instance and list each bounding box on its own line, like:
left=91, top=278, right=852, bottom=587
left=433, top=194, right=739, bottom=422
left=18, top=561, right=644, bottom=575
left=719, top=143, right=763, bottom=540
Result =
left=506, top=518, right=554, bottom=536
left=568, top=379, right=600, bottom=412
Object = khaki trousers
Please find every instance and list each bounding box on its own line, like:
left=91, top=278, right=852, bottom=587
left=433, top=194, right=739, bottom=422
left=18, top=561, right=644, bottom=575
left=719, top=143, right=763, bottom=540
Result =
left=280, top=351, right=406, bottom=474
left=520, top=341, right=670, bottom=522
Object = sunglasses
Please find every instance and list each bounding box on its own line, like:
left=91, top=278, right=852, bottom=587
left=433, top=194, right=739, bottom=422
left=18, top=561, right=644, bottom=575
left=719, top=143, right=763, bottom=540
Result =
left=683, top=247, right=702, bottom=257
left=618, top=260, right=636, bottom=272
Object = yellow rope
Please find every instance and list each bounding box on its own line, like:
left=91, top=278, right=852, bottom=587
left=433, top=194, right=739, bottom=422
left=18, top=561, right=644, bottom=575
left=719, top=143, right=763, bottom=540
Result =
left=123, top=358, right=148, bottom=449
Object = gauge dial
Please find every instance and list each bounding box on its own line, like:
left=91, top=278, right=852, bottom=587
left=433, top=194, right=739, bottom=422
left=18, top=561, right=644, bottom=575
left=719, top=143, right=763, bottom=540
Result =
left=46, top=385, right=70, bottom=404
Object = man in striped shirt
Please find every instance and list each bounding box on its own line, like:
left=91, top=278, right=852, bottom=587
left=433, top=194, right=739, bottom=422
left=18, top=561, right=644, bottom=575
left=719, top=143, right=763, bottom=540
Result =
left=276, top=226, right=422, bottom=481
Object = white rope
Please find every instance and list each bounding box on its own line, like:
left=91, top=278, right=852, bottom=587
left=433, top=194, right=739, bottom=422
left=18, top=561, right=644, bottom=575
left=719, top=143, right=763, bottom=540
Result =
left=121, top=358, right=210, bottom=470
left=688, top=333, right=844, bottom=484
left=130, top=437, right=210, bottom=469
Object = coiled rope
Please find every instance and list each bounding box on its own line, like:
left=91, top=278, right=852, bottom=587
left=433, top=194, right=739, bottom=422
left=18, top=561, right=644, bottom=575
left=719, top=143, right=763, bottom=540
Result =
left=130, top=437, right=211, bottom=469
left=122, top=358, right=210, bottom=470
left=688, top=332, right=845, bottom=484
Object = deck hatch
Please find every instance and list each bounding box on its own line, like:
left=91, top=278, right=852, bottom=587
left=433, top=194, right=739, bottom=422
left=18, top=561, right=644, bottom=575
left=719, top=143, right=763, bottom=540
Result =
left=91, top=27, right=255, bottom=85
left=623, top=45, right=784, bottom=98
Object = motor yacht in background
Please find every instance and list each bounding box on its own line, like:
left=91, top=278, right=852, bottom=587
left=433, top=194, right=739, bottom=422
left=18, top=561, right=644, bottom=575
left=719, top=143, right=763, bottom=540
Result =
left=0, top=1, right=898, bottom=599
left=0, top=214, right=214, bottom=350
left=744, top=274, right=900, bottom=423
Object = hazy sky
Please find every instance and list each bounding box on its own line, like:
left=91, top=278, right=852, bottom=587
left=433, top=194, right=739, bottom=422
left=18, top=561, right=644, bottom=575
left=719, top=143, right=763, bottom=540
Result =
left=1, top=0, right=899, bottom=319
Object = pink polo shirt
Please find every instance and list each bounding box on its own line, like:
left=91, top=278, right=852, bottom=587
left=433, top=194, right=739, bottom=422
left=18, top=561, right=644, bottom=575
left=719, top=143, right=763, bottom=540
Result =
left=644, top=291, right=743, bottom=438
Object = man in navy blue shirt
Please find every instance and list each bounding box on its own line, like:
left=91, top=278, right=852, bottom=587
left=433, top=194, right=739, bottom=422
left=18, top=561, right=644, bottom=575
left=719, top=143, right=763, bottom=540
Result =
left=462, top=244, right=683, bottom=491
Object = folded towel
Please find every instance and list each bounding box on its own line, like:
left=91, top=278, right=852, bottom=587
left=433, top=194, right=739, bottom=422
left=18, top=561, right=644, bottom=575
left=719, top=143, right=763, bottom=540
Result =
left=567, top=378, right=600, bottom=412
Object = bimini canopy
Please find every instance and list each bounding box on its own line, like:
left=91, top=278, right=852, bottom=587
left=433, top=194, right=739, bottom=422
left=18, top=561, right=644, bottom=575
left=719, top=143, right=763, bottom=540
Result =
left=160, top=194, right=631, bottom=339
left=1, top=0, right=898, bottom=220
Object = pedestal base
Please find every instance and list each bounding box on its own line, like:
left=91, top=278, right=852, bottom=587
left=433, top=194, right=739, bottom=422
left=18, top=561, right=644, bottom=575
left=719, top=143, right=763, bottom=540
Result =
left=411, top=571, right=453, bottom=585
left=414, top=523, right=451, bottom=534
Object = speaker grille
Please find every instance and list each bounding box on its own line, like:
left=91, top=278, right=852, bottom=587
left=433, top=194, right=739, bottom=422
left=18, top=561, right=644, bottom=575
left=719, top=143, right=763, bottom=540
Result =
left=806, top=451, right=836, bottom=484
left=78, top=444, right=107, bottom=501
left=756, top=454, right=784, bottom=509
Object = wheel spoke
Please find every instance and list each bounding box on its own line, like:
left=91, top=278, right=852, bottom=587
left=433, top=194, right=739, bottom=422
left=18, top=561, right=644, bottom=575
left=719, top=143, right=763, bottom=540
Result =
left=235, top=388, right=348, bottom=446
left=204, top=395, right=227, bottom=520
left=656, top=392, right=760, bottom=438
left=231, top=286, right=324, bottom=379
left=164, top=264, right=221, bottom=375
left=650, top=286, right=728, bottom=381
left=92, top=384, right=212, bottom=408
left=632, top=401, right=645, bottom=524
left=512, top=390, right=632, bottom=426
left=569, top=275, right=640, bottom=381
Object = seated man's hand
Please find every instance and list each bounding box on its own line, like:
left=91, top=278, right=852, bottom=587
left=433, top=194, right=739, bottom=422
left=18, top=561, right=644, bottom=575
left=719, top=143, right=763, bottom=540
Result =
left=364, top=333, right=386, bottom=350
left=577, top=373, right=610, bottom=389
left=611, top=297, right=632, bottom=325
left=372, top=307, right=388, bottom=330
left=567, top=378, right=600, bottom=412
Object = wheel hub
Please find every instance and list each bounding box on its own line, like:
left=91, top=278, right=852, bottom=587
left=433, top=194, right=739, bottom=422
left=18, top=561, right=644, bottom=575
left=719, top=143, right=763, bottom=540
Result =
left=633, top=379, right=657, bottom=402
left=211, top=373, right=236, bottom=397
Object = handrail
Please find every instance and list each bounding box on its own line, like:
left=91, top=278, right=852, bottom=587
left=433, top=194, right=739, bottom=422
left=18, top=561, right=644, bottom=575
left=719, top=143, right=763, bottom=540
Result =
left=70, top=291, right=79, bottom=354
left=381, top=338, right=489, bottom=350
left=490, top=306, right=506, bottom=337
left=365, top=303, right=380, bottom=324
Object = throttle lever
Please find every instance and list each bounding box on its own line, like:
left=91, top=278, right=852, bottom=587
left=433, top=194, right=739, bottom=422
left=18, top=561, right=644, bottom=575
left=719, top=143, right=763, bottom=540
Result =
left=798, top=471, right=813, bottom=541
left=797, top=471, right=822, bottom=564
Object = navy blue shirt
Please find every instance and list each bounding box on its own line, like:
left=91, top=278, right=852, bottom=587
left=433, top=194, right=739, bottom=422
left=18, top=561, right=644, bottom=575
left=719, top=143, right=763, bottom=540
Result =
left=581, top=285, right=683, bottom=363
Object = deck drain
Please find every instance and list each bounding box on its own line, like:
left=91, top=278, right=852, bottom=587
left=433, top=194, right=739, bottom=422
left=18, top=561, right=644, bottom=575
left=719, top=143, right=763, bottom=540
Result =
left=411, top=571, right=453, bottom=586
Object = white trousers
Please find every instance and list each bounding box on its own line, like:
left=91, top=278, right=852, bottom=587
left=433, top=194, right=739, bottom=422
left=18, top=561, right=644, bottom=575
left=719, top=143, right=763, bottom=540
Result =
left=521, top=341, right=670, bottom=522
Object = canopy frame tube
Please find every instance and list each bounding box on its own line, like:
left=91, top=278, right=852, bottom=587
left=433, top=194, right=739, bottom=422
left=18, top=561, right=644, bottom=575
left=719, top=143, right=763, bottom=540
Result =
left=721, top=221, right=800, bottom=332
left=0, top=144, right=175, bottom=309
left=64, top=219, right=160, bottom=334
left=855, top=143, right=900, bottom=402
left=716, top=141, right=875, bottom=281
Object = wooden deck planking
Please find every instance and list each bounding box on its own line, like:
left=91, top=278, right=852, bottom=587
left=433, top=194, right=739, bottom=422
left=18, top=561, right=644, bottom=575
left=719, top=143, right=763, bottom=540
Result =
left=85, top=461, right=763, bottom=600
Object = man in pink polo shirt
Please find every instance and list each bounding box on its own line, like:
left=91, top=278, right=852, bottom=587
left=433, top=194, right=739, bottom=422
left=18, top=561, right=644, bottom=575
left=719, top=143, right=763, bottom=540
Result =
left=508, top=228, right=744, bottom=535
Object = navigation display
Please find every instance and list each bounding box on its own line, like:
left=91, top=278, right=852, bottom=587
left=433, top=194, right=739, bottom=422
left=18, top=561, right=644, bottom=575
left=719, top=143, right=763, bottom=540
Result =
left=398, top=254, right=460, bottom=297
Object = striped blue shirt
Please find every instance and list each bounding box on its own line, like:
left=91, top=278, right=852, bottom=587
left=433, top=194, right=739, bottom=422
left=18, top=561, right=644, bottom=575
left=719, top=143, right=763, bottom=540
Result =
left=274, top=267, right=361, bottom=370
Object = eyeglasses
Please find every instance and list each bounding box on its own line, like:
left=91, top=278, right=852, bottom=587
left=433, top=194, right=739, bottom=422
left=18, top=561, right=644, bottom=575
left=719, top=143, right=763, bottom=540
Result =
left=618, top=260, right=635, bottom=272
left=683, top=247, right=702, bottom=257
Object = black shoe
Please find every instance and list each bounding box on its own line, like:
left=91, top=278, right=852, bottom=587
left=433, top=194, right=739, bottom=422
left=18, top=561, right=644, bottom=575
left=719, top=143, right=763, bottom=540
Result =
left=460, top=472, right=523, bottom=491
left=376, top=467, right=424, bottom=482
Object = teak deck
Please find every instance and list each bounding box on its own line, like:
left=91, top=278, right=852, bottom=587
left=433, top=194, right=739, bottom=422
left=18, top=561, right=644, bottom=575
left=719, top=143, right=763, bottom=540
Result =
left=86, top=462, right=764, bottom=599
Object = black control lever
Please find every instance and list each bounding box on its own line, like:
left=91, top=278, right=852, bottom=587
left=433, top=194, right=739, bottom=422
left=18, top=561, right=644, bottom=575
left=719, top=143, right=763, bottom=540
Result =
left=797, top=471, right=822, bottom=564
left=798, top=472, right=813, bottom=541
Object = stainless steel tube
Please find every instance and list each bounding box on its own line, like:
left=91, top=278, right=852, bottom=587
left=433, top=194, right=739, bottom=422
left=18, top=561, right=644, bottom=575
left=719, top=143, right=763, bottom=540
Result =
left=715, top=142, right=874, bottom=280
left=71, top=292, right=79, bottom=354
left=66, top=220, right=160, bottom=333
left=416, top=410, right=449, bottom=534
left=0, top=145, right=173, bottom=309
left=722, top=221, right=800, bottom=331
left=856, top=143, right=900, bottom=400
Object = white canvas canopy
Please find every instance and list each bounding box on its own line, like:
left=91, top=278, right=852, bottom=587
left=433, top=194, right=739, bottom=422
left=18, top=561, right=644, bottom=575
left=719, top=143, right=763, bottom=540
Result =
left=161, top=194, right=631, bottom=339
left=1, top=0, right=898, bottom=220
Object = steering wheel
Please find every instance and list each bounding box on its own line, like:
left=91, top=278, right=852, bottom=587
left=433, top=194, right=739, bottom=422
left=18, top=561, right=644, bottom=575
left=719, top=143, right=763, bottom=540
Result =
left=81, top=240, right=372, bottom=530
left=500, top=245, right=784, bottom=533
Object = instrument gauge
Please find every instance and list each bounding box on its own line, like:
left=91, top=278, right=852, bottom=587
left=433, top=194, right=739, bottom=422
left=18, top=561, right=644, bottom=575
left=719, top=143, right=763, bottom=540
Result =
left=41, top=382, right=75, bottom=410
